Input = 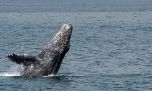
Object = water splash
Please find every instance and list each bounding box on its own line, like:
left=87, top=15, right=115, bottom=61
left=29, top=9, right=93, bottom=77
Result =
left=0, top=65, right=23, bottom=77
left=43, top=74, right=56, bottom=77
left=0, top=72, right=20, bottom=76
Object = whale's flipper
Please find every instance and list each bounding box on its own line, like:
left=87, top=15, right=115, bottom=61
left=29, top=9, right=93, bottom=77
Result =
left=8, top=53, right=41, bottom=66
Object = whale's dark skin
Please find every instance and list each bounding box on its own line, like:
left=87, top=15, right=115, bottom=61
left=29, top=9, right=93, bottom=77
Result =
left=8, top=24, right=73, bottom=77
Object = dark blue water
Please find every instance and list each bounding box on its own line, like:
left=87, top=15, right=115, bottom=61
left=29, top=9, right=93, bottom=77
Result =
left=0, top=0, right=152, bottom=91
left=0, top=0, right=152, bottom=12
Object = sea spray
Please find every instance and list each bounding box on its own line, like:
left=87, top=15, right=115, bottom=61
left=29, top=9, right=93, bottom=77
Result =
left=0, top=65, right=24, bottom=76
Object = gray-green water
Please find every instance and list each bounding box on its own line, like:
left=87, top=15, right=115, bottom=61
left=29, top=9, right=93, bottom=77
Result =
left=0, top=0, right=152, bottom=91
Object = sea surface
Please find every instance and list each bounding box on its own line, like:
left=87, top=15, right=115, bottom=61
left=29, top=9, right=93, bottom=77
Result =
left=0, top=0, right=152, bottom=91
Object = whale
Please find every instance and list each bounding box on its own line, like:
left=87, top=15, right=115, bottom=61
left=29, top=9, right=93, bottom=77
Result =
left=8, top=24, right=73, bottom=77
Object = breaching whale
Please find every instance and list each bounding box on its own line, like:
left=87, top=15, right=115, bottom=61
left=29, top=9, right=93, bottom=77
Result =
left=8, top=24, right=73, bottom=77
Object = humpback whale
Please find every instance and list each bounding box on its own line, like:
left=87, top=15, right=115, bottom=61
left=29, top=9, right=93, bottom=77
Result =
left=8, top=24, right=73, bottom=77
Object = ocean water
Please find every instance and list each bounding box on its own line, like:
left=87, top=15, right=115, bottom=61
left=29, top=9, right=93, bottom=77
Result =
left=0, top=0, right=152, bottom=91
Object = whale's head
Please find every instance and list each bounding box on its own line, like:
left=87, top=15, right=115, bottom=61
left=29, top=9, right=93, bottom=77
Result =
left=53, top=24, right=73, bottom=50
left=58, top=24, right=73, bottom=41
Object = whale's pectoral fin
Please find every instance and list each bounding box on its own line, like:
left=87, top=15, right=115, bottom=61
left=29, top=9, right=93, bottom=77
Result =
left=8, top=53, right=41, bottom=66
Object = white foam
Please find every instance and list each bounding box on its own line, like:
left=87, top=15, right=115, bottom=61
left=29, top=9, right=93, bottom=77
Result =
left=0, top=64, right=23, bottom=77
left=0, top=72, right=21, bottom=77
left=43, top=74, right=56, bottom=77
